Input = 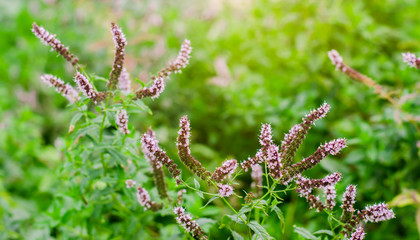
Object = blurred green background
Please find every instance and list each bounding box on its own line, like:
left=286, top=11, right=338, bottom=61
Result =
left=0, top=0, right=419, bottom=239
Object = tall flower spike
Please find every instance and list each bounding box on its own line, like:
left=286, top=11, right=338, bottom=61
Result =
left=140, top=129, right=182, bottom=184
left=32, top=23, right=79, bottom=66
left=73, top=72, right=107, bottom=103
left=251, top=164, right=263, bottom=197
left=402, top=52, right=420, bottom=69
left=279, top=103, right=331, bottom=170
left=327, top=49, right=382, bottom=93
left=217, top=184, right=234, bottom=197
left=118, top=68, right=131, bottom=93
left=361, top=203, right=395, bottom=223
left=134, top=76, right=165, bottom=99
left=266, top=144, right=282, bottom=179
left=241, top=123, right=273, bottom=171
left=134, top=40, right=192, bottom=100
left=40, top=74, right=79, bottom=103
left=280, top=138, right=347, bottom=184
left=137, top=186, right=162, bottom=211
left=157, top=39, right=192, bottom=77
left=116, top=109, right=130, bottom=135
left=211, top=159, right=238, bottom=182
left=176, top=116, right=211, bottom=180
left=108, top=23, right=127, bottom=90
left=341, top=185, right=357, bottom=222
left=174, top=207, right=208, bottom=240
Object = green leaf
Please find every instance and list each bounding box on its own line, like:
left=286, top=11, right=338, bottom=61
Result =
left=247, top=221, right=273, bottom=240
left=194, top=178, right=200, bottom=189
left=197, top=191, right=204, bottom=199
left=201, top=196, right=219, bottom=209
left=70, top=112, right=83, bottom=126
left=313, top=230, right=333, bottom=236
left=231, top=230, right=244, bottom=240
left=270, top=205, right=284, bottom=233
left=238, top=206, right=252, bottom=216
left=294, top=226, right=317, bottom=240
left=226, top=214, right=247, bottom=224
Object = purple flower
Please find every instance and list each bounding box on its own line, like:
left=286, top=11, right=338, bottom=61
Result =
left=118, top=68, right=131, bottom=93
left=174, top=206, right=207, bottom=240
left=40, top=74, right=79, bottom=103
left=116, top=109, right=130, bottom=135
left=350, top=227, right=365, bottom=240
left=217, top=184, right=234, bottom=197
left=402, top=52, right=419, bottom=68
left=362, top=203, right=395, bottom=223
left=108, top=22, right=127, bottom=90
left=328, top=49, right=344, bottom=71
left=125, top=179, right=136, bottom=188
left=211, top=159, right=238, bottom=182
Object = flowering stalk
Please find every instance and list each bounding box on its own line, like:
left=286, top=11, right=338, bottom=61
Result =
left=116, top=109, right=130, bottom=135
left=279, top=102, right=331, bottom=169
left=251, top=164, right=263, bottom=197
left=73, top=72, right=107, bottom=104
left=296, top=173, right=341, bottom=211
left=176, top=116, right=211, bottom=181
left=279, top=138, right=347, bottom=184
left=32, top=22, right=79, bottom=66
left=40, top=74, right=79, bottom=103
left=173, top=206, right=208, bottom=240
left=141, top=129, right=181, bottom=186
left=134, top=40, right=192, bottom=100
left=108, top=23, right=127, bottom=90
left=118, top=68, right=131, bottom=93
left=350, top=227, right=365, bottom=240
left=137, top=186, right=162, bottom=211
left=177, top=189, right=186, bottom=204
left=328, top=49, right=382, bottom=94
left=341, top=185, right=357, bottom=222
left=211, top=159, right=238, bottom=182
left=241, top=123, right=273, bottom=171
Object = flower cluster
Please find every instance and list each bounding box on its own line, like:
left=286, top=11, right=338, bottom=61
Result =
left=328, top=49, right=345, bottom=71
left=217, top=184, right=234, bottom=197
left=157, top=39, right=192, bottom=77
left=402, top=52, right=420, bottom=69
left=174, top=207, right=207, bottom=240
left=177, top=189, right=186, bottom=204
left=340, top=185, right=395, bottom=238
left=140, top=129, right=181, bottom=184
left=137, top=186, right=162, bottom=211
left=176, top=116, right=211, bottom=180
left=118, top=68, right=131, bottom=93
left=134, top=40, right=192, bottom=100
left=116, top=109, right=130, bottom=135
left=73, top=72, right=107, bottom=103
left=125, top=179, right=136, bottom=188
left=279, top=138, right=347, bottom=184
left=241, top=123, right=274, bottom=171
left=40, top=74, right=79, bottom=103
left=350, top=227, right=365, bottom=240
left=211, top=159, right=238, bottom=182
left=108, top=23, right=127, bottom=90
left=296, top=173, right=342, bottom=211
left=32, top=23, right=79, bottom=66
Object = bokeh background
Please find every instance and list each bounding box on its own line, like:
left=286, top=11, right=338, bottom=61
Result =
left=1, top=0, right=419, bottom=239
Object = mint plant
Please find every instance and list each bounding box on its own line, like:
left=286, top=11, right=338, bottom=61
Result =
left=33, top=21, right=395, bottom=239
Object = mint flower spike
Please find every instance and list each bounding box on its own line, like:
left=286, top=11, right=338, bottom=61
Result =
left=362, top=203, right=395, bottom=223
left=118, top=68, right=131, bottom=93
left=40, top=74, right=79, bottom=103
left=108, top=22, right=127, bottom=90
left=341, top=185, right=357, bottom=222
left=32, top=22, right=79, bottom=66
left=296, top=172, right=341, bottom=212
left=279, top=138, right=347, bottom=184
left=402, top=52, right=420, bottom=69
left=241, top=123, right=273, bottom=171
left=350, top=227, right=365, bottom=240
left=279, top=102, right=331, bottom=169
left=251, top=164, right=263, bottom=197
left=211, top=159, right=238, bottom=182
left=73, top=72, right=107, bottom=104
left=116, top=109, right=130, bottom=135
left=217, top=184, right=234, bottom=197
left=176, top=116, right=211, bottom=181
left=140, top=129, right=181, bottom=185
left=137, top=186, right=162, bottom=211
left=134, top=40, right=192, bottom=100
left=173, top=206, right=208, bottom=240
